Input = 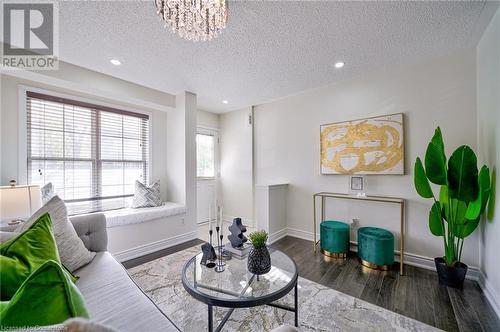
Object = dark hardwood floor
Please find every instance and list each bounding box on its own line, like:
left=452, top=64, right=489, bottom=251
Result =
left=271, top=236, right=500, bottom=332
left=122, top=239, right=203, bottom=269
left=123, top=236, right=499, bottom=331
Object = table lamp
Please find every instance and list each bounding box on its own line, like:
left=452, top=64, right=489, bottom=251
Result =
left=0, top=182, right=42, bottom=225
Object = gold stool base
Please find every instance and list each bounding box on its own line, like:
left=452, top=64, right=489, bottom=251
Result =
left=321, top=249, right=347, bottom=259
left=359, top=258, right=391, bottom=271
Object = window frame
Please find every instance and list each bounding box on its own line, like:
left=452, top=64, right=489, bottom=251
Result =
left=196, top=126, right=219, bottom=181
left=18, top=85, right=153, bottom=211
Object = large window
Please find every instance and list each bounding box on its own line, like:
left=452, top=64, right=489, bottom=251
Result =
left=196, top=131, right=216, bottom=178
left=26, top=91, right=150, bottom=214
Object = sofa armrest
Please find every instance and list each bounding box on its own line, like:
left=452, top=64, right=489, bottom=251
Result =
left=70, top=213, right=108, bottom=252
left=0, top=223, right=19, bottom=232
left=0, top=231, right=16, bottom=243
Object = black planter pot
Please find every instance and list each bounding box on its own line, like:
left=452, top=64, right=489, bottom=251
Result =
left=247, top=246, right=271, bottom=275
left=434, top=257, right=468, bottom=289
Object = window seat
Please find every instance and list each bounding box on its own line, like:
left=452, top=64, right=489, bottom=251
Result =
left=103, top=202, right=187, bottom=228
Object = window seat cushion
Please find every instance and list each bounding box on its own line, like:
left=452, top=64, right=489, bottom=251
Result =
left=103, top=202, right=187, bottom=228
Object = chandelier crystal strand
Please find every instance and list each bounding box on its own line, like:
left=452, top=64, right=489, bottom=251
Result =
left=156, top=0, right=227, bottom=42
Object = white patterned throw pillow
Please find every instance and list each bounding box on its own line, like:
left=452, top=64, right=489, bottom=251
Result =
left=41, top=182, right=55, bottom=204
left=132, top=180, right=162, bottom=208
left=15, top=195, right=96, bottom=272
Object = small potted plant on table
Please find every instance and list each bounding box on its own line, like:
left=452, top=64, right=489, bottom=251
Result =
left=414, top=127, right=493, bottom=289
left=247, top=230, right=271, bottom=275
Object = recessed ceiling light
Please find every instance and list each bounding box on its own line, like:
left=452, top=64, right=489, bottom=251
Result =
left=222, top=100, right=228, bottom=104
left=334, top=61, right=345, bottom=69
left=110, top=59, right=121, bottom=66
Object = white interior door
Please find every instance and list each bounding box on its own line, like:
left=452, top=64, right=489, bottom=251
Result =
left=197, top=181, right=216, bottom=223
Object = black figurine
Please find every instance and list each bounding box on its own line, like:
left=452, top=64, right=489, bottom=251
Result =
left=227, top=218, right=248, bottom=248
left=201, top=242, right=217, bottom=266
left=214, top=227, right=225, bottom=272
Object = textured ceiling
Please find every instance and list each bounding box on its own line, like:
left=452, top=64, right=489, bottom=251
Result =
left=56, top=1, right=494, bottom=113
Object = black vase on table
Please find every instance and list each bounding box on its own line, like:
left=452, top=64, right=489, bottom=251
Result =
left=247, top=246, right=271, bottom=275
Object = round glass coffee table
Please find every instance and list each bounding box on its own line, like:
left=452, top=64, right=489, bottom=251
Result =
left=181, top=248, right=298, bottom=332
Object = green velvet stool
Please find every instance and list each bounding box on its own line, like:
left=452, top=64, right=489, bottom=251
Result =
left=320, top=220, right=350, bottom=259
left=357, top=227, right=394, bottom=270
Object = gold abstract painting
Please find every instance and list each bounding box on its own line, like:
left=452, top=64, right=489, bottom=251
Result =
left=320, top=113, right=404, bottom=175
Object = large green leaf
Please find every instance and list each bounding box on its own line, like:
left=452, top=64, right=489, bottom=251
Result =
left=440, top=189, right=467, bottom=225
left=465, top=196, right=481, bottom=221
left=488, top=168, right=496, bottom=222
left=444, top=243, right=456, bottom=266
left=429, top=201, right=444, bottom=236
left=466, top=165, right=491, bottom=220
left=425, top=127, right=448, bottom=185
left=450, top=198, right=468, bottom=225
left=439, top=185, right=450, bottom=221
left=414, top=158, right=434, bottom=198
left=448, top=145, right=479, bottom=203
left=454, top=219, right=480, bottom=239
left=479, top=165, right=491, bottom=213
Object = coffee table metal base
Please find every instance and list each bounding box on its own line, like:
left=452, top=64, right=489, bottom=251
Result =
left=207, top=281, right=298, bottom=332
left=182, top=249, right=299, bottom=332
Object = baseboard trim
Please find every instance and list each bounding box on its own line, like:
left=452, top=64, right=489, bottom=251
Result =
left=268, top=228, right=288, bottom=244
left=284, top=227, right=480, bottom=280
left=286, top=227, right=317, bottom=242
left=478, top=272, right=500, bottom=319
left=113, top=230, right=198, bottom=262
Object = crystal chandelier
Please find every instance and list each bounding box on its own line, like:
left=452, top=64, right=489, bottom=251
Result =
left=155, top=0, right=228, bottom=42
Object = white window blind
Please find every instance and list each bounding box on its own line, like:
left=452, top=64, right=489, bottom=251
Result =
left=26, top=91, right=150, bottom=215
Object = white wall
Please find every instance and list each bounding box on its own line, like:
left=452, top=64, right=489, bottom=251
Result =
left=167, top=91, right=197, bottom=223
left=108, top=214, right=197, bottom=261
left=197, top=109, right=220, bottom=129
left=477, top=7, right=500, bottom=316
left=254, top=49, right=479, bottom=267
left=31, top=61, right=176, bottom=107
left=220, top=107, right=254, bottom=225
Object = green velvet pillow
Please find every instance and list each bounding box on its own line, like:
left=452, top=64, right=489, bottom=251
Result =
left=0, top=260, right=89, bottom=328
left=0, top=212, right=75, bottom=300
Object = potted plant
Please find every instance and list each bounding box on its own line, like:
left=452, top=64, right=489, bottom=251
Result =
left=414, top=127, right=492, bottom=289
left=247, top=230, right=271, bottom=275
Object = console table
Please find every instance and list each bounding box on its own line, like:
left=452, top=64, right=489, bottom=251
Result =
left=312, top=192, right=406, bottom=275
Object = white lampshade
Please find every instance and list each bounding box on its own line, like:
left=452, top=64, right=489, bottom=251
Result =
left=0, top=185, right=42, bottom=222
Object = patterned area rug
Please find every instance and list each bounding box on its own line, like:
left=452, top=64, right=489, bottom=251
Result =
left=128, top=246, right=439, bottom=332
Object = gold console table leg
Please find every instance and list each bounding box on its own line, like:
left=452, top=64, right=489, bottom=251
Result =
left=400, top=201, right=405, bottom=276
left=313, top=195, right=317, bottom=253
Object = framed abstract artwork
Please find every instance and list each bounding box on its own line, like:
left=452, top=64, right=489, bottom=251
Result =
left=320, top=113, right=404, bottom=175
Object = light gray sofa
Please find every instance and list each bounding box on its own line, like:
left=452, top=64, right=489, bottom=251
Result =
left=69, top=213, right=179, bottom=331
left=1, top=214, right=178, bottom=331
left=2, top=214, right=299, bottom=332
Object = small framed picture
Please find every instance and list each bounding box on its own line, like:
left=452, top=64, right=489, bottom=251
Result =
left=350, top=176, right=364, bottom=191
